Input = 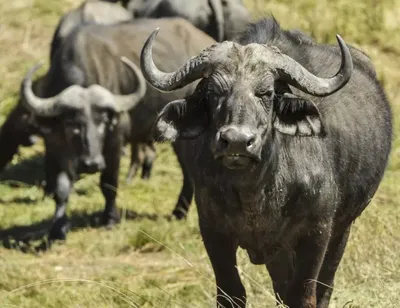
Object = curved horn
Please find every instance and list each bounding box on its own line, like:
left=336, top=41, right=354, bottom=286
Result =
left=140, top=29, right=221, bottom=92
left=21, top=62, right=63, bottom=117
left=273, top=35, right=353, bottom=96
left=208, top=0, right=225, bottom=42
left=113, top=56, right=147, bottom=112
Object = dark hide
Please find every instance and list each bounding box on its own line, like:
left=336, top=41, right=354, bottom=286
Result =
left=11, top=18, right=215, bottom=246
left=154, top=17, right=392, bottom=307
left=0, top=1, right=132, bottom=175
left=50, top=1, right=132, bottom=61
left=117, top=0, right=251, bottom=41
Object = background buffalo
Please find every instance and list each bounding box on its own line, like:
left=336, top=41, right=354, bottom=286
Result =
left=0, top=0, right=399, bottom=307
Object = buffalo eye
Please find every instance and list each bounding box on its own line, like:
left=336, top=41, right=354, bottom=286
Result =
left=255, top=89, right=274, bottom=99
left=64, top=119, right=80, bottom=134
left=101, top=112, right=110, bottom=123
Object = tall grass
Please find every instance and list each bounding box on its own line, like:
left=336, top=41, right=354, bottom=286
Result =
left=0, top=0, right=399, bottom=307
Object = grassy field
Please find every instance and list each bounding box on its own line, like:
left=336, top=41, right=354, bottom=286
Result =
left=0, top=0, right=399, bottom=307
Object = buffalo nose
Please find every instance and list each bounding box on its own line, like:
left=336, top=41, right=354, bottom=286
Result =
left=82, top=156, right=105, bottom=172
left=219, top=126, right=256, bottom=151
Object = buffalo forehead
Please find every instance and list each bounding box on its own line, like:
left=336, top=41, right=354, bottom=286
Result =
left=211, top=44, right=280, bottom=79
left=87, top=85, right=115, bottom=106
left=210, top=62, right=275, bottom=90
left=58, top=86, right=86, bottom=109
left=57, top=86, right=115, bottom=111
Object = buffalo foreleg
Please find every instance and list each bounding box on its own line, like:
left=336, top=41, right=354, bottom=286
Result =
left=100, top=136, right=121, bottom=226
left=171, top=142, right=193, bottom=219
left=141, top=142, right=156, bottom=180
left=316, top=226, right=351, bottom=308
left=126, top=141, right=142, bottom=183
left=283, top=222, right=331, bottom=308
left=265, top=249, right=295, bottom=305
left=48, top=171, right=72, bottom=241
left=126, top=141, right=156, bottom=183
left=200, top=225, right=246, bottom=308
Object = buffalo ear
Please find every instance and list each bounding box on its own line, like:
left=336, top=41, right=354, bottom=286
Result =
left=156, top=98, right=207, bottom=141
left=273, top=93, right=326, bottom=137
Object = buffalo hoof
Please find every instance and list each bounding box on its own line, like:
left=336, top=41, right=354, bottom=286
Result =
left=141, top=172, right=151, bottom=180
left=141, top=163, right=152, bottom=180
left=48, top=217, right=70, bottom=241
left=21, top=135, right=40, bottom=147
left=101, top=209, right=121, bottom=228
left=172, top=207, right=188, bottom=220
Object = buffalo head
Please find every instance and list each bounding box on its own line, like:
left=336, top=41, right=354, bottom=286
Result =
left=21, top=57, right=146, bottom=174
left=141, top=29, right=353, bottom=170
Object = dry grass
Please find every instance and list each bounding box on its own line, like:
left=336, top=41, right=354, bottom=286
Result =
left=0, top=0, right=399, bottom=307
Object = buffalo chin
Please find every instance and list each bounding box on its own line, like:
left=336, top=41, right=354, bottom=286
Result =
left=221, top=155, right=254, bottom=170
left=78, top=165, right=103, bottom=175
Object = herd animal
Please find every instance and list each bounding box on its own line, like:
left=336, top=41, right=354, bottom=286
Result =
left=0, top=1, right=393, bottom=307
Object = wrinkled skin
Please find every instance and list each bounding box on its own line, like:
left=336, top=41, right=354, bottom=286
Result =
left=141, top=17, right=392, bottom=307
left=111, top=0, right=251, bottom=41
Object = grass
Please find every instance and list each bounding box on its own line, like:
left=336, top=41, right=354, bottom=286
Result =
left=0, top=0, right=399, bottom=307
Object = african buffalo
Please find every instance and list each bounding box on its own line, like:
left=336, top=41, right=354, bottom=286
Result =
left=18, top=18, right=215, bottom=244
left=0, top=1, right=133, bottom=176
left=20, top=58, right=146, bottom=242
left=50, top=0, right=132, bottom=61
left=106, top=0, right=251, bottom=42
left=51, top=1, right=158, bottom=182
left=140, top=17, right=392, bottom=308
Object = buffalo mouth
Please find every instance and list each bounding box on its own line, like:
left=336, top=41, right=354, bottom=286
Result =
left=77, top=163, right=105, bottom=175
left=78, top=166, right=100, bottom=174
left=215, top=153, right=260, bottom=170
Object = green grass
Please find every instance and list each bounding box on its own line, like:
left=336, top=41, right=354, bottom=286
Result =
left=0, top=0, right=399, bottom=307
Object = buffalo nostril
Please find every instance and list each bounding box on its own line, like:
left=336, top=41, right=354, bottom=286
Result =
left=220, top=134, right=230, bottom=147
left=247, top=136, right=256, bottom=147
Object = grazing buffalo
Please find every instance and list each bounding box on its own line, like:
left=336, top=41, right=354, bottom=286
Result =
left=50, top=0, right=132, bottom=61
left=140, top=17, right=392, bottom=308
left=18, top=18, right=215, bottom=244
left=106, top=0, right=251, bottom=41
left=0, top=0, right=133, bottom=177
left=21, top=58, right=146, bottom=242
left=49, top=0, right=157, bottom=182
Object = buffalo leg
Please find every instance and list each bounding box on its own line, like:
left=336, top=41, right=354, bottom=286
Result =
left=284, top=223, right=331, bottom=308
left=0, top=105, right=37, bottom=172
left=171, top=142, right=193, bottom=219
left=48, top=172, right=72, bottom=241
left=141, top=142, right=156, bottom=180
left=265, top=250, right=294, bottom=305
left=200, top=225, right=246, bottom=308
left=100, top=135, right=121, bottom=226
left=316, top=226, right=351, bottom=308
left=126, top=141, right=142, bottom=183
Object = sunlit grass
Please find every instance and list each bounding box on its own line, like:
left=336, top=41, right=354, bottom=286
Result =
left=0, top=0, right=399, bottom=307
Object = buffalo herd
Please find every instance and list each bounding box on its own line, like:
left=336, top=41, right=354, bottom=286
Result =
left=0, top=1, right=392, bottom=307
